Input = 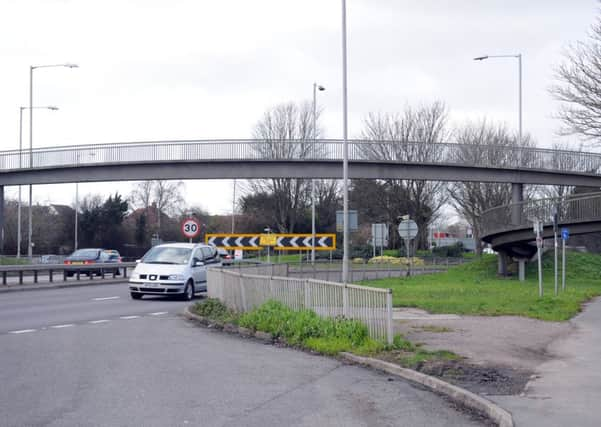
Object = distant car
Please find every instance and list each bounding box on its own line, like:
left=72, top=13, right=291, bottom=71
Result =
left=40, top=254, right=63, bottom=264
left=216, top=247, right=233, bottom=266
left=63, top=248, right=122, bottom=277
left=129, top=243, right=221, bottom=300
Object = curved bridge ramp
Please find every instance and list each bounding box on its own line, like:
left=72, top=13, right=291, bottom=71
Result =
left=481, top=193, right=601, bottom=274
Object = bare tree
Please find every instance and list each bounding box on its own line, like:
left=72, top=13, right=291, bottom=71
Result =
left=360, top=102, right=449, bottom=249
left=448, top=121, right=535, bottom=254
left=130, top=180, right=184, bottom=232
left=249, top=101, right=322, bottom=232
left=550, top=10, right=601, bottom=141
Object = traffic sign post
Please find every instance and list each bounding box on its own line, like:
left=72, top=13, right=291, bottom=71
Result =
left=181, top=218, right=201, bottom=243
left=562, top=227, right=569, bottom=291
left=552, top=207, right=559, bottom=296
left=534, top=220, right=543, bottom=297
left=398, top=219, right=418, bottom=277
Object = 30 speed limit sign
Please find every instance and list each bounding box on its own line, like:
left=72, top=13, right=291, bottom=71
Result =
left=181, top=218, right=201, bottom=239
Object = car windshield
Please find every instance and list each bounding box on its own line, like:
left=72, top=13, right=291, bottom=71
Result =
left=71, top=249, right=99, bottom=258
left=142, top=247, right=192, bottom=265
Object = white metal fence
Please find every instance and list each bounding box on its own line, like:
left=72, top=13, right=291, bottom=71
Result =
left=207, top=267, right=393, bottom=344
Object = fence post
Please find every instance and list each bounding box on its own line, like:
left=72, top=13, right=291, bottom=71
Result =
left=239, top=273, right=247, bottom=312
left=304, top=279, right=311, bottom=310
left=343, top=284, right=349, bottom=318
left=386, top=289, right=393, bottom=345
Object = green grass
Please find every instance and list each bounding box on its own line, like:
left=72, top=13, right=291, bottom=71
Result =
left=238, top=300, right=384, bottom=354
left=360, top=251, right=601, bottom=321
left=0, top=257, right=30, bottom=265
left=191, top=299, right=239, bottom=324
left=254, top=253, right=309, bottom=263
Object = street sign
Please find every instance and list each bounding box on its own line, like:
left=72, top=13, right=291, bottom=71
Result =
left=397, top=220, right=418, bottom=239
left=562, top=228, right=569, bottom=241
left=336, top=210, right=358, bottom=232
left=372, top=223, right=388, bottom=247
left=206, top=233, right=336, bottom=251
left=181, top=218, right=201, bottom=239
left=259, top=233, right=277, bottom=246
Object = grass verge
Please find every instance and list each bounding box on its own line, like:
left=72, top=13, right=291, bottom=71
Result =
left=360, top=251, right=601, bottom=321
left=190, top=299, right=457, bottom=367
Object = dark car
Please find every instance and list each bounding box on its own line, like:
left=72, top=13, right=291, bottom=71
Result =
left=64, top=248, right=122, bottom=276
left=215, top=247, right=233, bottom=266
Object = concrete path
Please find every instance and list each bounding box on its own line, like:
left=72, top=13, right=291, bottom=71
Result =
left=492, top=297, right=601, bottom=426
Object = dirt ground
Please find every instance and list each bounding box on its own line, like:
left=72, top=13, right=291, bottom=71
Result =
left=390, top=308, right=574, bottom=396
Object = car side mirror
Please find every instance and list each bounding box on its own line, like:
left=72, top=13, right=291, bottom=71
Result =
left=193, top=259, right=204, bottom=267
left=135, top=259, right=141, bottom=264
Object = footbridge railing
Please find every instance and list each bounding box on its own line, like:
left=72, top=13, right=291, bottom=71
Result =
left=1, top=139, right=601, bottom=176
left=481, top=193, right=601, bottom=239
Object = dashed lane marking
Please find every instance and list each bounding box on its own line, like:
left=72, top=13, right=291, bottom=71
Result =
left=9, top=329, right=37, bottom=334
left=119, top=315, right=140, bottom=320
left=50, top=324, right=74, bottom=329
left=149, top=312, right=168, bottom=316
left=92, top=296, right=120, bottom=301
left=88, top=319, right=110, bottom=324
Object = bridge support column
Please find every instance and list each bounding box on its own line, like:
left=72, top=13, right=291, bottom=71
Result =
left=0, top=185, right=4, bottom=255
left=497, top=251, right=508, bottom=276
left=511, top=183, right=524, bottom=225
left=518, top=259, right=526, bottom=282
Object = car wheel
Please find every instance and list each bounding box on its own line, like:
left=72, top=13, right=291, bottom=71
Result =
left=66, top=272, right=74, bottom=277
left=182, top=280, right=194, bottom=301
left=131, top=292, right=143, bottom=300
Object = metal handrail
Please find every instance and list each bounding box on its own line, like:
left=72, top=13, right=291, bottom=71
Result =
left=1, top=139, right=601, bottom=176
left=480, top=192, right=601, bottom=238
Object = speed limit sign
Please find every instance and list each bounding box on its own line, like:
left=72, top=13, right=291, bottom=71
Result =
left=181, top=218, right=201, bottom=239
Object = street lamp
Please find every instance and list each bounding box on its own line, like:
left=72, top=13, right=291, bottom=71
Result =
left=312, top=83, right=325, bottom=264
left=74, top=151, right=95, bottom=251
left=341, top=0, right=350, bottom=283
left=17, top=105, right=58, bottom=258
left=28, top=63, right=78, bottom=259
left=473, top=54, right=522, bottom=145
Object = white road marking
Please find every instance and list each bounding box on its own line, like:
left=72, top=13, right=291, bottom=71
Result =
left=50, top=324, right=74, bottom=329
left=9, top=329, right=36, bottom=334
left=120, top=315, right=140, bottom=320
left=88, top=319, right=110, bottom=324
left=149, top=311, right=168, bottom=316
left=92, top=296, right=120, bottom=301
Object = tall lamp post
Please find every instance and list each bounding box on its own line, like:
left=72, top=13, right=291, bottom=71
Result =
left=28, top=63, right=78, bottom=259
left=473, top=54, right=522, bottom=145
left=341, top=0, right=350, bottom=283
left=312, top=83, right=325, bottom=264
left=17, top=105, right=58, bottom=258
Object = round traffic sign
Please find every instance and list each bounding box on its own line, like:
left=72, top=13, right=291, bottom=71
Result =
left=398, top=220, right=419, bottom=239
left=181, top=218, right=201, bottom=238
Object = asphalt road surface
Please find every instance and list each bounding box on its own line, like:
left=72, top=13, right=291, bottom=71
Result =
left=0, top=283, right=485, bottom=427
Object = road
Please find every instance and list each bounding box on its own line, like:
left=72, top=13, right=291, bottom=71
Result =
left=0, top=283, right=485, bottom=427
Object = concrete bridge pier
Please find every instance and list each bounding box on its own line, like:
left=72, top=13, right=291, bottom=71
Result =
left=518, top=259, right=526, bottom=281
left=0, top=185, right=4, bottom=255
left=497, top=250, right=509, bottom=276
left=511, top=183, right=524, bottom=225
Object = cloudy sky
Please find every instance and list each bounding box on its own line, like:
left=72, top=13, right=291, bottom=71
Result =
left=0, top=0, right=598, bottom=214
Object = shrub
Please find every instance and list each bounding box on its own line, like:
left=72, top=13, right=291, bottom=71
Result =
left=192, top=299, right=238, bottom=324
left=238, top=300, right=381, bottom=354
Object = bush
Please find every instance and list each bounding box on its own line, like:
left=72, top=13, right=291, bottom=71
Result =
left=432, top=242, right=464, bottom=258
left=192, top=299, right=238, bottom=324
left=368, top=256, right=425, bottom=266
left=238, top=300, right=381, bottom=353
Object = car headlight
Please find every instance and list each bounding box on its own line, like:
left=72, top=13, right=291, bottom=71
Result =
left=168, top=274, right=185, bottom=281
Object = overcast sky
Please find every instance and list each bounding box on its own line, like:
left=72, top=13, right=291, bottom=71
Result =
left=0, top=0, right=599, bottom=215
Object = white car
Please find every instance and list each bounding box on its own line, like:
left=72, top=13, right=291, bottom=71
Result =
left=129, top=243, right=221, bottom=300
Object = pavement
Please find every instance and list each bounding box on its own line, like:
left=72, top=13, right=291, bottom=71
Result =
left=0, top=282, right=485, bottom=427
left=491, top=297, right=601, bottom=427
left=393, top=299, right=601, bottom=426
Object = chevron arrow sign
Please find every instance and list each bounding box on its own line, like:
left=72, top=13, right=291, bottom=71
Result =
left=206, top=233, right=336, bottom=251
